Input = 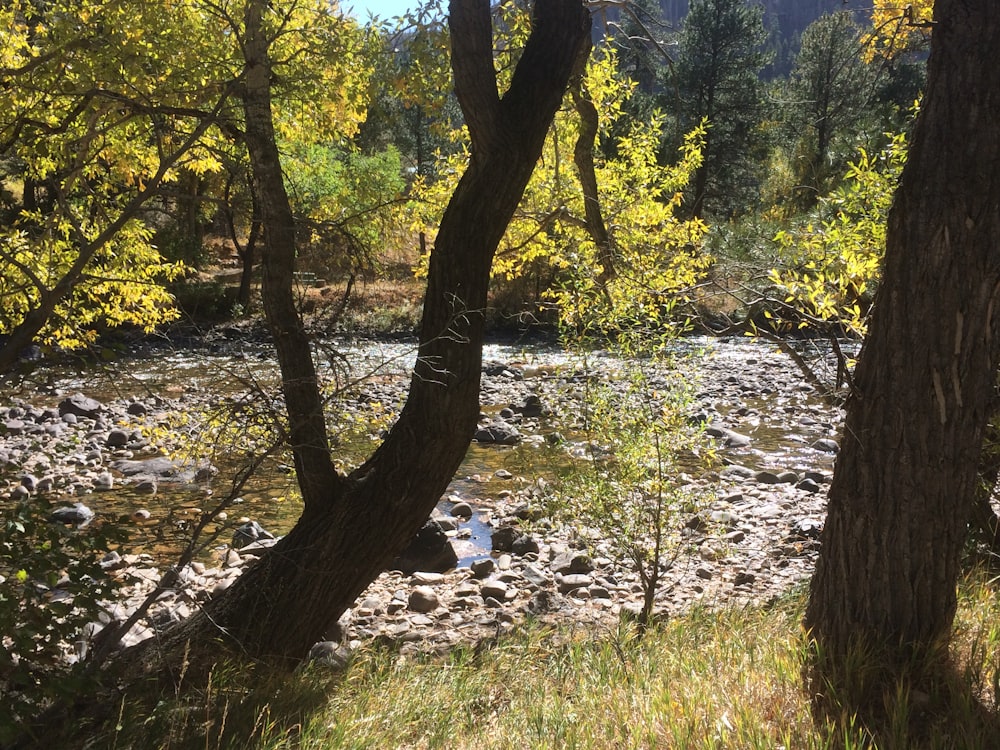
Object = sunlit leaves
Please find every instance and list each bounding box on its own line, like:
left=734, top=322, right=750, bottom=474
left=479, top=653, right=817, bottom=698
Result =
left=409, top=43, right=711, bottom=333
left=769, top=131, right=908, bottom=336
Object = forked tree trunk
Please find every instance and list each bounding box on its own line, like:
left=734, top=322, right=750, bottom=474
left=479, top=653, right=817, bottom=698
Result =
left=805, top=0, right=1000, bottom=666
left=126, top=0, right=591, bottom=679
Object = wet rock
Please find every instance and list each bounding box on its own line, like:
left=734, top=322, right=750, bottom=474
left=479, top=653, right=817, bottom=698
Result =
left=231, top=520, right=275, bottom=549
left=450, top=500, right=473, bottom=519
left=483, top=361, right=524, bottom=380
left=511, top=394, right=545, bottom=418
left=50, top=502, right=95, bottom=526
left=474, top=422, right=521, bottom=445
left=812, top=438, right=840, bottom=453
left=391, top=519, right=457, bottom=574
left=112, top=457, right=216, bottom=484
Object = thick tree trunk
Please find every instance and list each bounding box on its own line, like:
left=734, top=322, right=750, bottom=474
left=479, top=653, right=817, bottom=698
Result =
left=128, top=0, right=591, bottom=678
left=805, top=0, right=1000, bottom=667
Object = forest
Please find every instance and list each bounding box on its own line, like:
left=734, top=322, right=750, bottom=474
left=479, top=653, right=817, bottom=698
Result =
left=4, top=0, right=1000, bottom=747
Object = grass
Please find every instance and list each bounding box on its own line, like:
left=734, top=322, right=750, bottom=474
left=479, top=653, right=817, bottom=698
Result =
left=55, top=571, right=1000, bottom=749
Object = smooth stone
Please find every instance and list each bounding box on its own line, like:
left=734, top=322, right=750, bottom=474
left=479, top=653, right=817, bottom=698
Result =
left=776, top=471, right=799, bottom=484
left=549, top=551, right=594, bottom=575
left=450, top=501, right=473, bottom=519
left=59, top=393, right=104, bottom=419
left=812, top=438, right=840, bottom=453
left=407, top=586, right=440, bottom=613
left=796, top=478, right=821, bottom=493
left=511, top=534, right=540, bottom=556
left=50, top=502, right=95, bottom=526
left=521, top=564, right=550, bottom=587
left=556, top=574, right=593, bottom=594
left=480, top=579, right=509, bottom=600
left=754, top=471, right=782, bottom=484
left=469, top=558, right=496, bottom=578
left=106, top=429, right=130, bottom=448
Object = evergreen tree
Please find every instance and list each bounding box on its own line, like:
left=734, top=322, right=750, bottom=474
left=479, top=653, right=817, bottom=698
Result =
left=672, top=0, right=770, bottom=218
left=783, top=11, right=880, bottom=206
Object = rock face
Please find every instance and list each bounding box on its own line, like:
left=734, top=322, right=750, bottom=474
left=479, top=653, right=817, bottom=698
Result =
left=390, top=519, right=458, bottom=575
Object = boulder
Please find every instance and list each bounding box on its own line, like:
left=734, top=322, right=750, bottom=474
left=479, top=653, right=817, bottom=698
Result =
left=390, top=519, right=457, bottom=575
left=59, top=393, right=104, bottom=420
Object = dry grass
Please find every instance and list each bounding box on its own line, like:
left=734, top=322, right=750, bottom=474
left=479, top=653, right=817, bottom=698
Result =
left=66, top=573, right=1000, bottom=750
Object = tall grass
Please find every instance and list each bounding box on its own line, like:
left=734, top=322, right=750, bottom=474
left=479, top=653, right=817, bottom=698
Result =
left=82, top=571, right=1000, bottom=749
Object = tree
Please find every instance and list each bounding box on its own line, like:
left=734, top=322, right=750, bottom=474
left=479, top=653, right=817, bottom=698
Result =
left=783, top=11, right=881, bottom=206
left=673, top=0, right=770, bottom=218
left=805, top=0, right=1000, bottom=706
left=120, top=0, right=592, bottom=679
left=0, top=0, right=370, bottom=365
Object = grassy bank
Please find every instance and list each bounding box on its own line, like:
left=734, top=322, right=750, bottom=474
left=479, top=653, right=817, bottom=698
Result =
left=78, top=570, right=1000, bottom=750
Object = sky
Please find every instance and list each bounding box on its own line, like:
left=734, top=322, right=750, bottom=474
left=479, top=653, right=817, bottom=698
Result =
left=345, top=0, right=424, bottom=21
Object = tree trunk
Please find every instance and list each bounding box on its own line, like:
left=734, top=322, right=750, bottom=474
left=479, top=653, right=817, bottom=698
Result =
left=128, top=0, right=591, bottom=678
left=805, top=0, right=1000, bottom=669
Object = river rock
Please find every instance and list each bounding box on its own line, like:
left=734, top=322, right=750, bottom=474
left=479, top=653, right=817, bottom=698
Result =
left=556, top=574, right=593, bottom=594
left=549, top=551, right=594, bottom=575
left=490, top=526, right=518, bottom=552
left=812, top=438, right=840, bottom=453
left=480, top=579, right=509, bottom=601
left=111, top=457, right=216, bottom=484
left=390, top=519, right=457, bottom=574
left=511, top=394, right=545, bottom=418
left=450, top=500, right=473, bottom=519
left=106, top=429, right=130, bottom=448
left=232, top=520, right=274, bottom=549
left=474, top=421, right=521, bottom=445
left=50, top=502, right=95, bottom=526
left=483, top=361, right=523, bottom=380
left=469, top=558, right=495, bottom=578
left=59, top=393, right=104, bottom=420
left=511, top=534, right=539, bottom=556
left=408, top=586, right=440, bottom=613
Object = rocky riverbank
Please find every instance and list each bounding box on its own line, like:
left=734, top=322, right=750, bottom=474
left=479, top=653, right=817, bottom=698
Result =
left=0, top=336, right=843, bottom=662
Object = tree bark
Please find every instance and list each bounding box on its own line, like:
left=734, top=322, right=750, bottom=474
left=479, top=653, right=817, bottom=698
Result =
left=127, top=0, right=591, bottom=678
left=805, top=0, right=1000, bottom=669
